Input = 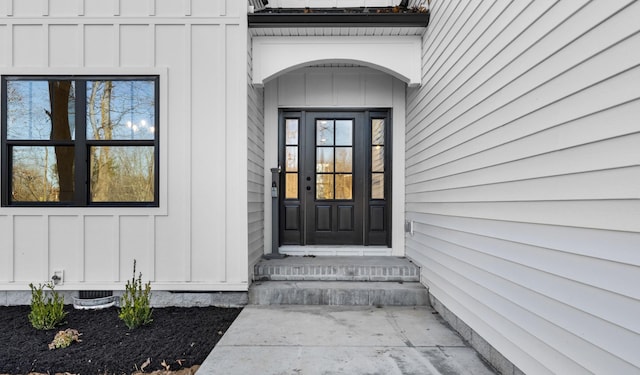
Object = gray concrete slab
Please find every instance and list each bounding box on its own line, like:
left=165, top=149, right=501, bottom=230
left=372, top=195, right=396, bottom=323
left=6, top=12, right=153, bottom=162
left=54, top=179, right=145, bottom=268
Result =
left=198, top=305, right=497, bottom=375
left=249, top=281, right=429, bottom=306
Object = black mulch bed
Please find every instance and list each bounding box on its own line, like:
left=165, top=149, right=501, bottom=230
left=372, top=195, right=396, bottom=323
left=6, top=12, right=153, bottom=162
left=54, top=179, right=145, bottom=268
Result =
left=0, top=305, right=242, bottom=374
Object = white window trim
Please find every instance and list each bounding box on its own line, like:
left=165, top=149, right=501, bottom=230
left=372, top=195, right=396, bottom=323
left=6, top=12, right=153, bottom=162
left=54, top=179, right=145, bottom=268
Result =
left=0, top=67, right=169, bottom=216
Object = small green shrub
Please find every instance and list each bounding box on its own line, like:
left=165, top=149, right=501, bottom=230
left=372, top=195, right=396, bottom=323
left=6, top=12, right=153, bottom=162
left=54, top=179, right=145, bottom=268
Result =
left=119, top=260, right=153, bottom=329
left=28, top=282, right=67, bottom=330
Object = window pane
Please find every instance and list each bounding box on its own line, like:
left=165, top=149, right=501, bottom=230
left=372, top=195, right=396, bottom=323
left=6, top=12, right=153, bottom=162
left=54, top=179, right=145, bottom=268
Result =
left=372, top=119, right=384, bottom=145
left=316, top=120, right=334, bottom=146
left=372, top=146, right=385, bottom=172
left=285, top=173, right=298, bottom=199
left=316, top=148, right=334, bottom=173
left=11, top=146, right=75, bottom=202
left=285, top=146, right=298, bottom=172
left=285, top=119, right=298, bottom=145
left=90, top=146, right=154, bottom=202
left=335, top=147, right=352, bottom=173
left=335, top=120, right=352, bottom=146
left=86, top=80, right=155, bottom=141
left=372, top=173, right=384, bottom=199
left=316, top=174, right=334, bottom=200
left=7, top=80, right=76, bottom=141
left=335, top=174, right=352, bottom=200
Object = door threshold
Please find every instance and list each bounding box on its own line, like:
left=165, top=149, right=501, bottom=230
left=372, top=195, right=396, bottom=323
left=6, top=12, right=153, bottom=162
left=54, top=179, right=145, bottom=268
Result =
left=279, top=246, right=393, bottom=257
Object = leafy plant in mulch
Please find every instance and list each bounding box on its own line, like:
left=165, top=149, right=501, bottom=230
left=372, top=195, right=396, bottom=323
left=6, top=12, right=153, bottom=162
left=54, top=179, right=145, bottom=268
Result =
left=119, top=260, right=153, bottom=329
left=48, top=328, right=82, bottom=349
left=28, top=282, right=67, bottom=330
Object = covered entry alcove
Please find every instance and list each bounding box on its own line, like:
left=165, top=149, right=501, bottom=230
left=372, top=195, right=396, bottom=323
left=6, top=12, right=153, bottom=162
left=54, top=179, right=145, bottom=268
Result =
left=249, top=6, right=428, bottom=257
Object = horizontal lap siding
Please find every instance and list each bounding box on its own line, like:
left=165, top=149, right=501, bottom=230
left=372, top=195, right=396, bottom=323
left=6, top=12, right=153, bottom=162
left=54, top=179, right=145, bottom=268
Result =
left=0, top=0, right=249, bottom=290
left=248, top=32, right=265, bottom=274
left=406, top=0, right=640, bottom=373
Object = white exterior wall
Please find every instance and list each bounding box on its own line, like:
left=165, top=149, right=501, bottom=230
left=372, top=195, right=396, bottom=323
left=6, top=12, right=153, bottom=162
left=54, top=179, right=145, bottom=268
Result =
left=0, top=0, right=249, bottom=291
left=406, top=0, right=640, bottom=373
left=263, top=67, right=406, bottom=256
left=248, top=33, right=265, bottom=271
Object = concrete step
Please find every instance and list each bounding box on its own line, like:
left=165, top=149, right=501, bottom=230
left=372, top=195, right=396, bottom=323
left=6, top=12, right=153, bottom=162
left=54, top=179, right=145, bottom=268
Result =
left=254, top=256, right=420, bottom=282
left=249, top=281, right=429, bottom=306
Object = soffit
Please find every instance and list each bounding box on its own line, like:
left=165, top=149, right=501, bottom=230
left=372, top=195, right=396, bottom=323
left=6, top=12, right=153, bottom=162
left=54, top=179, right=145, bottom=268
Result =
left=249, top=26, right=425, bottom=37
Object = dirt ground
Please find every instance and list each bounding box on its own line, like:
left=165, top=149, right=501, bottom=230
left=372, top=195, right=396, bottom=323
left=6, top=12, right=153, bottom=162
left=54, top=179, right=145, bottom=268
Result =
left=0, top=305, right=242, bottom=374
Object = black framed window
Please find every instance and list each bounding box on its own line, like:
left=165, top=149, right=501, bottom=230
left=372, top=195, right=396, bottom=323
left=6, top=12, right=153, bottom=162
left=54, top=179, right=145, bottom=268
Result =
left=1, top=76, right=159, bottom=207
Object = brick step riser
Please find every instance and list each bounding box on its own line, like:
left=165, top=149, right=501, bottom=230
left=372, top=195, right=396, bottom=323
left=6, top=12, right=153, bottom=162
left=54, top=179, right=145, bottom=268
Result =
left=254, top=265, right=420, bottom=282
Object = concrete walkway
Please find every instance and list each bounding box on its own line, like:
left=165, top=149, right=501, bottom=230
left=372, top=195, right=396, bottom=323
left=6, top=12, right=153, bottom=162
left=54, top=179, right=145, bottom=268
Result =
left=197, top=305, right=497, bottom=375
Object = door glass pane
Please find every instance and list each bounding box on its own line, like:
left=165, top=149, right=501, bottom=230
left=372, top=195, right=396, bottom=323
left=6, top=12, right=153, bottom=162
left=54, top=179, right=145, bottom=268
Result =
left=335, top=147, right=352, bottom=173
left=285, top=119, right=298, bottom=145
left=372, top=173, right=384, bottom=199
left=372, top=146, right=385, bottom=172
left=11, top=146, right=75, bottom=202
left=90, top=146, right=155, bottom=202
left=316, top=174, right=334, bottom=200
left=316, top=148, right=334, bottom=173
left=335, top=174, right=353, bottom=200
left=372, top=119, right=384, bottom=145
left=335, top=120, right=353, bottom=146
left=86, top=80, right=155, bottom=140
left=286, top=146, right=298, bottom=172
left=6, top=80, right=76, bottom=141
left=316, top=120, right=334, bottom=146
left=285, top=173, right=298, bottom=199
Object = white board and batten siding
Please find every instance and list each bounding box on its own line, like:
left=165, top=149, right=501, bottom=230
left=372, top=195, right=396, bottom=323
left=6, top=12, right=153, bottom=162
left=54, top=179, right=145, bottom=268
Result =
left=406, top=0, right=640, bottom=373
left=0, top=0, right=250, bottom=291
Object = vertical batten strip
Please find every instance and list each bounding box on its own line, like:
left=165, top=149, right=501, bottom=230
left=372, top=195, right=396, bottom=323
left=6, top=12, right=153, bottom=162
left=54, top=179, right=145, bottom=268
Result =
left=78, top=24, right=84, bottom=67
left=6, top=23, right=13, bottom=67
left=150, top=23, right=156, bottom=66
left=81, top=217, right=86, bottom=282
left=114, top=216, right=120, bottom=282
left=45, top=216, right=52, bottom=284
left=148, top=0, right=155, bottom=16
left=9, top=216, right=15, bottom=282
left=43, top=0, right=49, bottom=16
left=148, top=216, right=156, bottom=281
left=114, top=24, right=120, bottom=67
left=6, top=0, right=13, bottom=16
left=78, top=0, right=84, bottom=16
left=185, top=0, right=191, bottom=16
left=185, top=23, right=193, bottom=281
left=220, top=24, right=228, bottom=282
left=43, top=24, right=49, bottom=67
left=114, top=0, right=120, bottom=16
left=220, top=0, right=226, bottom=16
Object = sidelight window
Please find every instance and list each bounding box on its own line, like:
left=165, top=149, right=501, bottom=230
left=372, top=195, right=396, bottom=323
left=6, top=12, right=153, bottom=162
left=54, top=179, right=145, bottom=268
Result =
left=371, top=118, right=385, bottom=200
left=1, top=76, right=159, bottom=207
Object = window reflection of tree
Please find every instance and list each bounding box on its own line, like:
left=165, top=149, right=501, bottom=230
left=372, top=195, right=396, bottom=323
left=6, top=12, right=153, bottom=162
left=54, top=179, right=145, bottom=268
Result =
left=315, top=120, right=353, bottom=201
left=6, top=79, right=156, bottom=203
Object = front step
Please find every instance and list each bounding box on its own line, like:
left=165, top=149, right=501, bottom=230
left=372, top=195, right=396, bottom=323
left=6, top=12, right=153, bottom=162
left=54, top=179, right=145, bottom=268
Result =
left=249, top=280, right=429, bottom=306
left=254, top=256, right=420, bottom=282
left=250, top=256, right=428, bottom=306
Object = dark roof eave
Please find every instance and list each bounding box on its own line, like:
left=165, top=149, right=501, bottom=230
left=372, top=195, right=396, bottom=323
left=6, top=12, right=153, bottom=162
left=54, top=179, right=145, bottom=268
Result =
left=248, top=11, right=430, bottom=28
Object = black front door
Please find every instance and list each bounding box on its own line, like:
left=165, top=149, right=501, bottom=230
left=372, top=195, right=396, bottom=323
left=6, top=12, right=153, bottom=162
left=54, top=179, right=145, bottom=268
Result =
left=279, top=110, right=390, bottom=246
